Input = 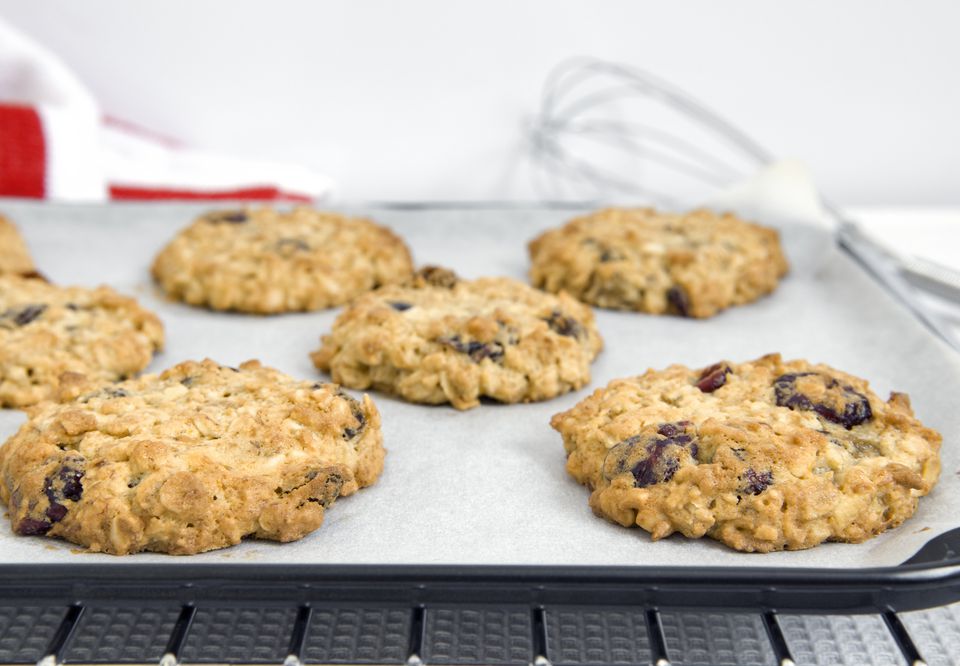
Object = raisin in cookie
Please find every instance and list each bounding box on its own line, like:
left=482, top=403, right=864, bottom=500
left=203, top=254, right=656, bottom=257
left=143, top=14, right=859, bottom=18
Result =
left=0, top=276, right=164, bottom=408
left=529, top=208, right=789, bottom=318
left=0, top=215, right=39, bottom=277
left=151, top=207, right=414, bottom=313
left=311, top=267, right=603, bottom=410
left=0, top=359, right=385, bottom=555
left=552, top=353, right=941, bottom=552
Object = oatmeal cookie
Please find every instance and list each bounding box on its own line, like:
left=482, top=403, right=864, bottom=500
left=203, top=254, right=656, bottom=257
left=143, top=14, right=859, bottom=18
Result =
left=529, top=208, right=789, bottom=318
left=0, top=276, right=164, bottom=408
left=312, top=267, right=604, bottom=410
left=552, top=353, right=941, bottom=552
left=0, top=215, right=39, bottom=277
left=151, top=207, right=414, bottom=313
left=0, top=359, right=385, bottom=555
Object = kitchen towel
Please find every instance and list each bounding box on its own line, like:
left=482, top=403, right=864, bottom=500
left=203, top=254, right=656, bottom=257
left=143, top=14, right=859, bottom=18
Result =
left=0, top=18, right=334, bottom=202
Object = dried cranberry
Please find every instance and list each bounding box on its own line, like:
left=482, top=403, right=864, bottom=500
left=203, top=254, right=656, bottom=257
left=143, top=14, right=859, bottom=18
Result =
left=666, top=286, right=690, bottom=317
left=42, top=460, right=85, bottom=524
left=543, top=310, right=583, bottom=338
left=206, top=210, right=248, bottom=224
left=603, top=421, right=699, bottom=487
left=438, top=335, right=505, bottom=363
left=2, top=304, right=47, bottom=327
left=774, top=372, right=872, bottom=429
left=16, top=518, right=52, bottom=536
left=743, top=468, right=773, bottom=495
left=696, top=363, right=732, bottom=393
left=415, top=266, right=458, bottom=288
left=274, top=238, right=310, bottom=253
left=336, top=389, right=367, bottom=440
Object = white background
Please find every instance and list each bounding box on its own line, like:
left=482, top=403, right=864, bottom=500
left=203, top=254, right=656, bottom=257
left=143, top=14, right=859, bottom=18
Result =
left=0, top=0, right=957, bottom=205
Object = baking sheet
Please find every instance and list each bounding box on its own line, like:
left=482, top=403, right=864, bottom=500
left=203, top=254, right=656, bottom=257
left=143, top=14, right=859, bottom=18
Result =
left=0, top=182, right=958, bottom=569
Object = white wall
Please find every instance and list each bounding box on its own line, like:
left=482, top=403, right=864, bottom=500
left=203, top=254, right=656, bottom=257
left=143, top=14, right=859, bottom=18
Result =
left=1, top=0, right=957, bottom=205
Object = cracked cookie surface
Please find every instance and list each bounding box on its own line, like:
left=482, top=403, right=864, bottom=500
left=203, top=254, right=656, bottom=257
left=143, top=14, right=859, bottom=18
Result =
left=0, top=276, right=164, bottom=408
left=151, top=207, right=414, bottom=313
left=0, top=215, right=38, bottom=277
left=312, top=267, right=604, bottom=410
left=552, top=353, right=941, bottom=552
left=529, top=208, right=789, bottom=318
left=0, top=359, right=385, bottom=555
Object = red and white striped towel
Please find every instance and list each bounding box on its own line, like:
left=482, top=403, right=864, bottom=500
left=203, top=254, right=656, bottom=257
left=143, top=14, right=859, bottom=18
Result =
left=0, top=19, right=334, bottom=202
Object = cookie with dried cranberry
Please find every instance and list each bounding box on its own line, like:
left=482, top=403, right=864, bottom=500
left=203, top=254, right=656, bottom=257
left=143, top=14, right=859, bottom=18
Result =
left=0, top=359, right=385, bottom=555
left=0, top=215, right=39, bottom=277
left=0, top=276, right=164, bottom=408
left=151, top=207, right=414, bottom=314
left=552, top=353, right=941, bottom=552
left=311, top=266, right=603, bottom=410
left=529, top=208, right=788, bottom=318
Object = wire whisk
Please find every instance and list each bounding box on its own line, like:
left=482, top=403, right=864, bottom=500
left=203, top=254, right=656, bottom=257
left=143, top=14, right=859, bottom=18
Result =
left=526, top=56, right=774, bottom=205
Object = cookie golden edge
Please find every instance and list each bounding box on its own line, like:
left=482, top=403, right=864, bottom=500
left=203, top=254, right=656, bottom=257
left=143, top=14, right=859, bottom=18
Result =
left=551, top=353, right=941, bottom=552
left=150, top=206, right=415, bottom=314
left=0, top=214, right=38, bottom=277
left=0, top=359, right=385, bottom=555
left=312, top=266, right=604, bottom=410
left=528, top=207, right=789, bottom=318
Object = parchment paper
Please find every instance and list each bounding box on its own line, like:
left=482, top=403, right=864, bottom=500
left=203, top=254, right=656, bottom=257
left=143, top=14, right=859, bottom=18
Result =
left=0, top=167, right=957, bottom=569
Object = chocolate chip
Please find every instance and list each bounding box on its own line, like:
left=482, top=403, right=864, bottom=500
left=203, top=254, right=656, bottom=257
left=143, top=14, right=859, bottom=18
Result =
left=438, top=335, right=504, bottom=363
left=666, top=286, right=690, bottom=317
left=18, top=271, right=48, bottom=282
left=603, top=421, right=699, bottom=487
left=696, top=363, right=732, bottom=393
left=743, top=468, right=773, bottom=495
left=16, top=518, right=52, bottom=536
left=389, top=301, right=413, bottom=311
left=206, top=210, right=248, bottom=224
left=774, top=372, right=873, bottom=429
left=2, top=304, right=47, bottom=327
left=543, top=310, right=584, bottom=339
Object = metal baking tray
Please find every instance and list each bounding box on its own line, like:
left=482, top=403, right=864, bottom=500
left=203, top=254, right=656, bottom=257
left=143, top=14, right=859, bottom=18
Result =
left=0, top=200, right=958, bottom=666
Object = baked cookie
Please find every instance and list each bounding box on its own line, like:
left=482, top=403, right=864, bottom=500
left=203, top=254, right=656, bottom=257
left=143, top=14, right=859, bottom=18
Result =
left=0, top=276, right=164, bottom=408
left=312, top=267, right=604, bottom=410
left=552, top=354, right=941, bottom=552
left=529, top=208, right=789, bottom=318
left=0, top=215, right=39, bottom=277
left=151, top=207, right=414, bottom=313
left=0, top=359, right=385, bottom=555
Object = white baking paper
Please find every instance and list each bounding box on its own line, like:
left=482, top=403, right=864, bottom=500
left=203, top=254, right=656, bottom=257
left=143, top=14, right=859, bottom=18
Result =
left=0, top=165, right=957, bottom=569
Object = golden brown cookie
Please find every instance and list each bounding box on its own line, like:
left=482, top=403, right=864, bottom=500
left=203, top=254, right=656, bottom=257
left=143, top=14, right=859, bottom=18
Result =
left=0, top=359, right=385, bottom=555
left=529, top=208, right=789, bottom=318
left=151, top=207, right=414, bottom=313
left=552, top=353, right=941, bottom=552
left=0, top=215, right=39, bottom=277
left=312, top=267, right=604, bottom=410
left=0, top=276, right=164, bottom=408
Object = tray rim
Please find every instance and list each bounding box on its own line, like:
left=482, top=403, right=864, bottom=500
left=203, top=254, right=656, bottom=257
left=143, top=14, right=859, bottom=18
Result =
left=1, top=199, right=958, bottom=613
